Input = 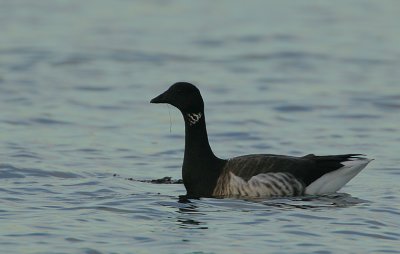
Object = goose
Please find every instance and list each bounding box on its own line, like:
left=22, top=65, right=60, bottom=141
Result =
left=150, top=82, right=372, bottom=198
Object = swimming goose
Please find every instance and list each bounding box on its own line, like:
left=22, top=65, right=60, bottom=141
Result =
left=150, top=82, right=372, bottom=198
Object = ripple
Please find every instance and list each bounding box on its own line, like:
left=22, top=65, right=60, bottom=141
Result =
left=108, top=50, right=203, bottom=64
left=332, top=230, right=398, bottom=241
left=193, top=39, right=224, bottom=47
left=2, top=118, right=72, bottom=126
left=370, top=207, right=400, bottom=216
left=274, top=105, right=314, bottom=112
left=256, top=77, right=318, bottom=85
left=328, top=114, right=381, bottom=119
left=11, top=152, right=41, bottom=159
left=257, top=193, right=369, bottom=210
left=51, top=54, right=93, bottom=66
left=95, top=206, right=136, bottom=214
left=2, top=120, right=31, bottom=126
left=0, top=47, right=52, bottom=72
left=283, top=230, right=320, bottom=237
left=339, top=57, right=396, bottom=66
left=83, top=248, right=103, bottom=254
left=0, top=164, right=81, bottom=179
left=235, top=51, right=329, bottom=61
left=213, top=131, right=259, bottom=140
left=236, top=34, right=265, bottom=43
left=29, top=117, right=73, bottom=125
left=65, top=237, right=84, bottom=242
left=74, top=86, right=112, bottom=92
left=380, top=167, right=400, bottom=175
left=374, top=100, right=400, bottom=111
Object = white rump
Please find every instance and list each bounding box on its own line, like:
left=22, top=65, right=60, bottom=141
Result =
left=305, top=158, right=372, bottom=195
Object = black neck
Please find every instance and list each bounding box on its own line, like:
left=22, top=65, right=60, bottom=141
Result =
left=181, top=111, right=226, bottom=197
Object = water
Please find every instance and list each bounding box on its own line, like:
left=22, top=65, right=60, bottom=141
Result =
left=1, top=1, right=400, bottom=253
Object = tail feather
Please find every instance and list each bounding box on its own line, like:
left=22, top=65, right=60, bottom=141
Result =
left=305, top=156, right=372, bottom=195
left=304, top=153, right=365, bottom=161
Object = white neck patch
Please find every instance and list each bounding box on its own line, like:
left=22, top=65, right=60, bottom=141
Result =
left=186, top=112, right=202, bottom=126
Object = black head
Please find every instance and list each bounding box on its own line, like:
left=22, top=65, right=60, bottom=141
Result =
left=150, top=82, right=204, bottom=113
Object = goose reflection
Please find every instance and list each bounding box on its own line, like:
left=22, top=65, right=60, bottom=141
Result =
left=176, top=195, right=208, bottom=229
left=247, top=193, right=369, bottom=210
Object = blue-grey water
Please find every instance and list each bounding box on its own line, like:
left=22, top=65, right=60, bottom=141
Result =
left=1, top=1, right=400, bottom=253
